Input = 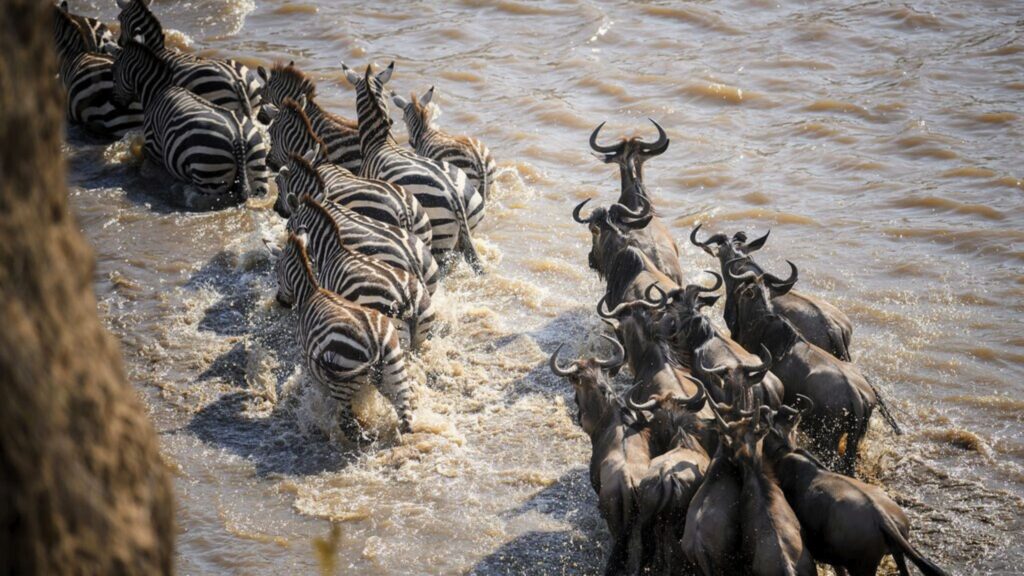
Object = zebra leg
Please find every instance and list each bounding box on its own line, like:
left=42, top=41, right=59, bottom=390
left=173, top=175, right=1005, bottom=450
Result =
left=375, top=339, right=414, bottom=435
left=328, top=379, right=366, bottom=443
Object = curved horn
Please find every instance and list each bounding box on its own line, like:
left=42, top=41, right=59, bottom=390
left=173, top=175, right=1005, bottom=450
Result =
left=640, top=118, right=669, bottom=155
left=589, top=122, right=618, bottom=154
left=549, top=344, right=579, bottom=377
left=595, top=334, right=625, bottom=369
left=795, top=394, right=815, bottom=414
left=572, top=198, right=594, bottom=224
left=627, top=394, right=659, bottom=412
left=697, top=270, right=724, bottom=293
left=764, top=260, right=799, bottom=293
left=643, top=283, right=669, bottom=309
left=699, top=359, right=729, bottom=376
left=726, top=257, right=760, bottom=282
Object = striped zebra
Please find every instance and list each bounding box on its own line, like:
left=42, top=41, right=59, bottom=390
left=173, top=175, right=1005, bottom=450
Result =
left=115, top=0, right=258, bottom=117
left=112, top=38, right=269, bottom=208
left=342, top=62, right=485, bottom=273
left=275, top=199, right=436, bottom=349
left=276, top=230, right=415, bottom=439
left=393, top=87, right=497, bottom=206
left=53, top=4, right=142, bottom=137
left=287, top=195, right=440, bottom=295
left=59, top=1, right=119, bottom=55
left=266, top=98, right=433, bottom=245
left=256, top=61, right=361, bottom=171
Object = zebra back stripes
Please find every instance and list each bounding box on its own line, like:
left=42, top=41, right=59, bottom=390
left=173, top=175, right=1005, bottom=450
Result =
left=287, top=195, right=440, bottom=295
left=278, top=231, right=414, bottom=436
left=343, top=62, right=485, bottom=273
left=60, top=1, right=119, bottom=55
left=116, top=0, right=256, bottom=116
left=259, top=62, right=361, bottom=172
left=53, top=6, right=142, bottom=137
left=275, top=200, right=435, bottom=349
left=274, top=147, right=434, bottom=247
left=112, top=39, right=269, bottom=208
left=395, top=87, right=497, bottom=206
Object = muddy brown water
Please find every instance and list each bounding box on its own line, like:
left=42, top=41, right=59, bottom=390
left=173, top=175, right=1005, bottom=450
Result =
left=63, top=0, right=1022, bottom=574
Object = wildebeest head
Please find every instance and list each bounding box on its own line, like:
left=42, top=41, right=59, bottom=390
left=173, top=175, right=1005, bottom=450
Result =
left=727, top=259, right=800, bottom=331
left=589, top=119, right=670, bottom=208
left=766, top=395, right=813, bottom=455
left=573, top=196, right=653, bottom=276
left=549, top=335, right=627, bottom=436
left=645, top=272, right=723, bottom=351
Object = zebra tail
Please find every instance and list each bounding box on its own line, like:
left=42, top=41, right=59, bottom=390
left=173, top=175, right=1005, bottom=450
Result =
left=230, top=118, right=250, bottom=200
left=869, top=380, right=903, bottom=435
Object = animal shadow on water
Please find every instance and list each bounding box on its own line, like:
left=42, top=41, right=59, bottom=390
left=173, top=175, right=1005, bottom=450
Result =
left=468, top=468, right=606, bottom=576
left=184, top=249, right=360, bottom=477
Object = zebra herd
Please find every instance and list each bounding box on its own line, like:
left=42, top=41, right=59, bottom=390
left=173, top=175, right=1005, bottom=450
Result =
left=54, top=0, right=497, bottom=440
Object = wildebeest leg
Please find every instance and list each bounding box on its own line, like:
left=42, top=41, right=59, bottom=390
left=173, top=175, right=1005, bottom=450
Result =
left=832, top=566, right=850, bottom=576
left=892, top=552, right=912, bottom=576
left=604, top=534, right=632, bottom=576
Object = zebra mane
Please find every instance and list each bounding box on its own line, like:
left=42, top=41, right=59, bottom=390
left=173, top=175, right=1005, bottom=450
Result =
left=300, top=196, right=345, bottom=254
left=287, top=151, right=327, bottom=191
left=287, top=232, right=319, bottom=289
left=281, top=97, right=329, bottom=159
left=271, top=61, right=317, bottom=98
left=53, top=6, right=90, bottom=57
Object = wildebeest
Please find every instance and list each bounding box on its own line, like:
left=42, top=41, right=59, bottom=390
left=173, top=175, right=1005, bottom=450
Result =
left=550, top=336, right=650, bottom=575
left=764, top=400, right=950, bottom=576
left=589, top=120, right=685, bottom=286
left=645, top=276, right=785, bottom=411
left=691, top=224, right=853, bottom=362
left=576, top=196, right=679, bottom=307
left=726, top=264, right=901, bottom=475
left=713, top=402, right=816, bottom=576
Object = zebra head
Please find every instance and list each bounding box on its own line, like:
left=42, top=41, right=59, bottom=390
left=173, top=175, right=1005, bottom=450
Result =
left=257, top=61, right=316, bottom=115
left=275, top=229, right=317, bottom=309
left=52, top=3, right=89, bottom=61
left=342, top=61, right=395, bottom=147
left=267, top=95, right=325, bottom=171
left=273, top=147, right=324, bottom=218
left=116, top=0, right=161, bottom=51
left=392, top=86, right=437, bottom=148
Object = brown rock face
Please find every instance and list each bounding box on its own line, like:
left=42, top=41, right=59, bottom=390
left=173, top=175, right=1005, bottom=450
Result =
left=0, top=2, right=175, bottom=574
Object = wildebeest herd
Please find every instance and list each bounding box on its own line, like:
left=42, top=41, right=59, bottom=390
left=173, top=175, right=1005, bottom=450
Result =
left=550, top=124, right=949, bottom=575
left=54, top=2, right=950, bottom=575
left=53, top=0, right=495, bottom=441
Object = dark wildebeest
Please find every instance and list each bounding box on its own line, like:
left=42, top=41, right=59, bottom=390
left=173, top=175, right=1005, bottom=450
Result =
left=550, top=336, right=651, bottom=575
left=764, top=400, right=950, bottom=576
left=711, top=401, right=816, bottom=576
left=645, top=276, right=785, bottom=411
left=727, top=264, right=901, bottom=475
left=589, top=120, right=684, bottom=286
left=691, top=224, right=853, bottom=361
left=628, top=386, right=712, bottom=576
left=575, top=195, right=679, bottom=308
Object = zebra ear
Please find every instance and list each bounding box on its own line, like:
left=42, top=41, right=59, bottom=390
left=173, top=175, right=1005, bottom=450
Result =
left=421, top=86, right=435, bottom=106
left=341, top=62, right=360, bottom=86
left=263, top=104, right=279, bottom=120
left=286, top=192, right=300, bottom=214
left=257, top=66, right=269, bottom=83
left=297, top=94, right=308, bottom=110
left=133, top=34, right=145, bottom=45
left=262, top=238, right=282, bottom=260
left=302, top=144, right=320, bottom=163
left=116, top=0, right=130, bottom=9
left=377, top=61, right=395, bottom=84
left=392, top=93, right=408, bottom=109
left=60, top=1, right=69, bottom=12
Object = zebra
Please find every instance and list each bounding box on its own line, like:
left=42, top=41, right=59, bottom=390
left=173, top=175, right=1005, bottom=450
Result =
left=274, top=198, right=436, bottom=349
left=393, top=86, right=497, bottom=206
left=53, top=4, right=142, bottom=138
left=256, top=61, right=361, bottom=171
left=112, top=37, right=269, bottom=209
left=341, top=61, right=486, bottom=274
left=115, top=0, right=258, bottom=117
left=265, top=97, right=433, bottom=245
left=287, top=195, right=440, bottom=295
left=275, top=230, right=415, bottom=439
left=59, top=1, right=119, bottom=55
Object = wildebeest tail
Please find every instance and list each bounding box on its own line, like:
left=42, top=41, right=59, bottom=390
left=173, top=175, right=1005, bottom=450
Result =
left=882, top=517, right=950, bottom=576
left=869, top=380, right=903, bottom=435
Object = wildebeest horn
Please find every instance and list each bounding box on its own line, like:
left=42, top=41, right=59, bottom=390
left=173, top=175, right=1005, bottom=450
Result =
left=627, top=394, right=659, bottom=412
left=726, top=256, right=760, bottom=282
left=754, top=405, right=773, bottom=434
left=595, top=334, right=625, bottom=369
left=610, top=195, right=652, bottom=229
left=743, top=229, right=771, bottom=252
left=764, top=260, right=799, bottom=294
left=690, top=223, right=728, bottom=249
left=640, top=118, right=669, bottom=155
left=549, top=344, right=578, bottom=377
left=589, top=122, right=619, bottom=154
left=744, top=344, right=773, bottom=380
left=643, top=283, right=669, bottom=308
left=572, top=198, right=593, bottom=224
left=598, top=292, right=663, bottom=318
left=700, top=359, right=729, bottom=376
left=670, top=372, right=707, bottom=408
left=795, top=394, right=814, bottom=414
left=697, top=270, right=723, bottom=293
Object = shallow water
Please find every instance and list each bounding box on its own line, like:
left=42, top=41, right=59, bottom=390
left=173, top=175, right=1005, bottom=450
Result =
left=66, top=0, right=1022, bottom=574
